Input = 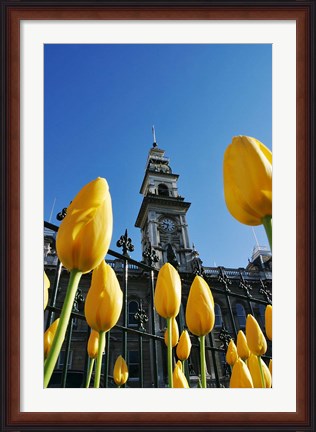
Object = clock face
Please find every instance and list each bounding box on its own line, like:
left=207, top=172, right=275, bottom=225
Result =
left=161, top=217, right=176, bottom=232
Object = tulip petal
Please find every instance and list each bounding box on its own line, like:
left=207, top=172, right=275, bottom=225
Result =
left=113, top=355, right=129, bottom=386
left=85, top=261, right=123, bottom=333
left=237, top=330, right=250, bottom=360
left=186, top=276, right=215, bottom=337
left=176, top=330, right=192, bottom=361
left=265, top=305, right=272, bottom=341
left=226, top=339, right=238, bottom=366
left=56, top=178, right=113, bottom=273
left=230, top=358, right=253, bottom=388
left=246, top=314, right=267, bottom=356
left=154, top=263, right=181, bottom=319
left=223, top=136, right=272, bottom=226
left=173, top=363, right=189, bottom=388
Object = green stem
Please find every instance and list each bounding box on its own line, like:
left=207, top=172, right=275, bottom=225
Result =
left=262, top=215, right=272, bottom=251
left=44, top=269, right=82, bottom=388
left=85, top=358, right=95, bottom=388
left=199, top=335, right=207, bottom=388
left=167, top=318, right=173, bottom=388
left=257, top=355, right=266, bottom=388
left=94, top=331, right=105, bottom=388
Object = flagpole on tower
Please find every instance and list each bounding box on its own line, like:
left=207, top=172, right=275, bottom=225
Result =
left=152, top=125, right=157, bottom=147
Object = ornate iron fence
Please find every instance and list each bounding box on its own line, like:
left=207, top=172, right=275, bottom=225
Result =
left=44, top=221, right=272, bottom=388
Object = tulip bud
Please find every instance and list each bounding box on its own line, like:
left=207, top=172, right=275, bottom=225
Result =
left=185, top=276, right=215, bottom=337
left=176, top=330, right=192, bottom=361
left=56, top=177, right=113, bottom=273
left=113, top=355, right=128, bottom=386
left=230, top=357, right=253, bottom=388
left=237, top=330, right=250, bottom=360
left=164, top=317, right=179, bottom=348
left=269, top=359, right=272, bottom=377
left=246, top=314, right=267, bottom=356
left=265, top=305, right=272, bottom=341
left=223, top=135, right=272, bottom=226
left=154, top=263, right=181, bottom=319
left=173, top=362, right=189, bottom=388
left=226, top=339, right=238, bottom=366
left=248, top=353, right=272, bottom=388
left=44, top=318, right=60, bottom=359
left=176, top=360, right=183, bottom=371
left=85, top=261, right=123, bottom=333
left=44, top=271, right=50, bottom=310
left=87, top=329, right=100, bottom=359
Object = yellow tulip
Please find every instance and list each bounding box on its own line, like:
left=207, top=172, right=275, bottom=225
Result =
left=230, top=357, right=253, bottom=388
left=173, top=362, right=189, bottom=388
left=185, top=275, right=215, bottom=336
left=56, top=177, right=113, bottom=273
left=269, top=359, right=272, bottom=377
left=265, top=305, right=272, bottom=341
left=87, top=329, right=100, bottom=359
left=248, top=353, right=272, bottom=388
left=85, top=261, right=123, bottom=332
left=237, top=330, right=250, bottom=360
left=263, top=363, right=272, bottom=388
left=176, top=360, right=183, bottom=371
left=44, top=318, right=60, bottom=359
left=246, top=314, right=267, bottom=356
left=113, top=355, right=128, bottom=386
left=154, top=263, right=181, bottom=319
left=226, top=339, right=238, bottom=366
left=223, top=135, right=272, bottom=226
left=44, top=271, right=50, bottom=310
left=176, top=330, right=192, bottom=361
left=164, top=317, right=179, bottom=348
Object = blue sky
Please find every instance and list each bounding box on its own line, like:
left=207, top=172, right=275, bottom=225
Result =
left=44, top=44, right=272, bottom=268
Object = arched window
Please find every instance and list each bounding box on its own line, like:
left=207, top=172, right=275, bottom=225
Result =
left=236, top=303, right=246, bottom=329
left=214, top=304, right=223, bottom=328
left=158, top=183, right=169, bottom=196
left=128, top=350, right=140, bottom=380
left=128, top=301, right=139, bottom=328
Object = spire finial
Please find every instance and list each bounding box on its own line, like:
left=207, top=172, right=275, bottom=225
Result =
left=152, top=125, right=157, bottom=147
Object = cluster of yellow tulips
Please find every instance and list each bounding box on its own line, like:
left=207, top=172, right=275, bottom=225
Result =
left=43, top=134, right=272, bottom=389
left=227, top=307, right=272, bottom=388
left=163, top=320, right=192, bottom=388
left=155, top=263, right=215, bottom=388
left=85, top=328, right=128, bottom=387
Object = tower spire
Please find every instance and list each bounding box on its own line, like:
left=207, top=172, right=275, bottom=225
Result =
left=152, top=125, right=157, bottom=147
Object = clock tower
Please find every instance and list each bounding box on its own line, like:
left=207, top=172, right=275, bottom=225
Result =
left=135, top=135, right=195, bottom=272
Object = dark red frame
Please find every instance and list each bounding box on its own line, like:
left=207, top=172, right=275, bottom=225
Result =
left=1, top=2, right=314, bottom=431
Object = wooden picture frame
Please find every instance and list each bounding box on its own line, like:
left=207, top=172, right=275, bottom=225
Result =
left=1, top=1, right=314, bottom=430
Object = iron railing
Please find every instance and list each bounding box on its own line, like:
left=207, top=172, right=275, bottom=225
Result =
left=44, top=221, right=272, bottom=388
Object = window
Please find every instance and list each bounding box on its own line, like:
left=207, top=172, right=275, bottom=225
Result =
left=236, top=303, right=246, bottom=329
left=128, top=350, right=140, bottom=379
left=214, top=304, right=223, bottom=328
left=57, top=351, right=73, bottom=369
left=128, top=301, right=139, bottom=328
left=158, top=183, right=169, bottom=196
